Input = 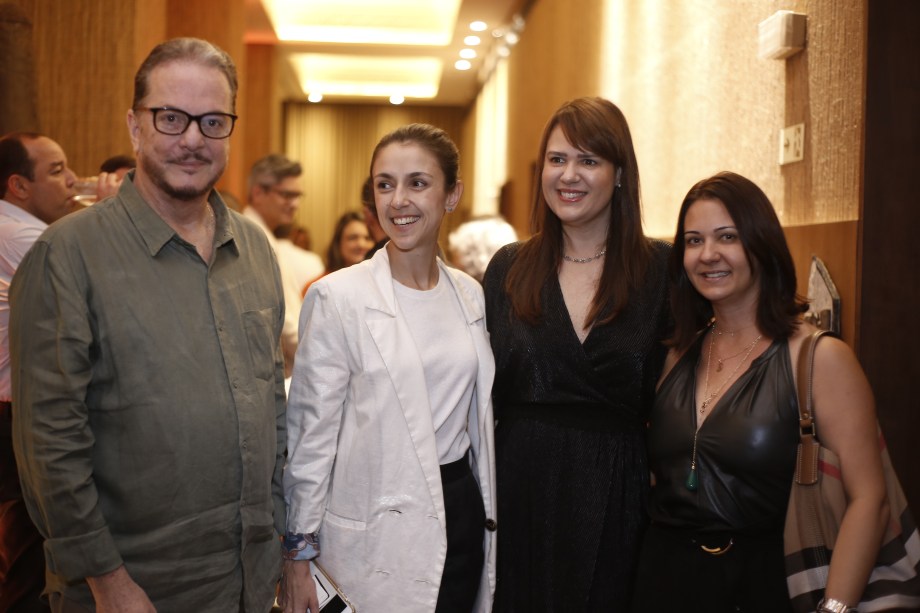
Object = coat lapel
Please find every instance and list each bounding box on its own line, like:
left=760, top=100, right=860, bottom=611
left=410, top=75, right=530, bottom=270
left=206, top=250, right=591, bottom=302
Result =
left=362, top=249, right=445, bottom=526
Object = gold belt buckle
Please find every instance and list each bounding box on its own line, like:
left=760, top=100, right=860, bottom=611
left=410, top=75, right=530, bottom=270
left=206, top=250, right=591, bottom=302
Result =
left=699, top=537, right=734, bottom=555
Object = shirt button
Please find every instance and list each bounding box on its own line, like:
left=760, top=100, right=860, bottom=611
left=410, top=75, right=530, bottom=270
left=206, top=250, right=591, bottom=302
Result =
left=484, top=518, right=497, bottom=531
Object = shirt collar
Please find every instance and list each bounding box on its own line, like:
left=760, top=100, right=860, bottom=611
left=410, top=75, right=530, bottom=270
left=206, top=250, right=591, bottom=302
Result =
left=117, top=173, right=238, bottom=257
left=0, top=198, right=48, bottom=229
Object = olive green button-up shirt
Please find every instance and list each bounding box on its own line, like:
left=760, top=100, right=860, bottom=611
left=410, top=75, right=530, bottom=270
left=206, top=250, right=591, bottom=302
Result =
left=10, top=177, right=287, bottom=611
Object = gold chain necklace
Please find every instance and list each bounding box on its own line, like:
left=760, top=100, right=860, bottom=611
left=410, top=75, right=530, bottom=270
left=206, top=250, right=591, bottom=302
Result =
left=699, top=328, right=762, bottom=415
left=686, top=325, right=762, bottom=491
left=715, top=343, right=757, bottom=372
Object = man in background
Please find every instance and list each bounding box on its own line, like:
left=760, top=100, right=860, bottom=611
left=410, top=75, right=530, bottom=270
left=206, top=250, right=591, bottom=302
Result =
left=10, top=38, right=286, bottom=612
left=245, top=153, right=308, bottom=375
left=98, top=154, right=136, bottom=180
left=0, top=131, right=77, bottom=613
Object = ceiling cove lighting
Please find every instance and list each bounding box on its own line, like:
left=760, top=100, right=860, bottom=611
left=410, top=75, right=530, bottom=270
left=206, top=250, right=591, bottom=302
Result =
left=289, top=53, right=442, bottom=99
left=264, top=0, right=462, bottom=46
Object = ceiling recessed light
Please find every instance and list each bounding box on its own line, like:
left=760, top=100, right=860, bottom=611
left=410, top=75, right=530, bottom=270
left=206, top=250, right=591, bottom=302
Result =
left=266, top=0, right=462, bottom=46
left=307, top=92, right=323, bottom=103
left=389, top=94, right=405, bottom=105
left=455, top=59, right=472, bottom=71
left=505, top=32, right=520, bottom=45
left=459, top=48, right=477, bottom=59
left=469, top=21, right=487, bottom=32
left=289, top=53, right=441, bottom=99
left=463, top=35, right=481, bottom=46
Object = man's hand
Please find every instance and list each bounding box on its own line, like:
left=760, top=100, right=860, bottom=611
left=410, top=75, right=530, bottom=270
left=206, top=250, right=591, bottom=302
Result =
left=278, top=559, right=321, bottom=613
left=95, top=172, right=123, bottom=201
left=86, top=565, right=156, bottom=613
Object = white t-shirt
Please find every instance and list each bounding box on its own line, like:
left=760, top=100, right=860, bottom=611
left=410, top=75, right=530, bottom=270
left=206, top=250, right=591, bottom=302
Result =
left=393, top=272, right=477, bottom=464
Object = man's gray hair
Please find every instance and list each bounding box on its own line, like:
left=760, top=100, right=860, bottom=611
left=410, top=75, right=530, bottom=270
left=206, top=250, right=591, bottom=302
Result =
left=133, top=38, right=238, bottom=112
left=248, top=154, right=302, bottom=195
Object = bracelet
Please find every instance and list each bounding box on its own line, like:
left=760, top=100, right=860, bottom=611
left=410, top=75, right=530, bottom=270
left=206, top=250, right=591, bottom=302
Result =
left=816, top=597, right=857, bottom=613
left=281, top=531, right=320, bottom=561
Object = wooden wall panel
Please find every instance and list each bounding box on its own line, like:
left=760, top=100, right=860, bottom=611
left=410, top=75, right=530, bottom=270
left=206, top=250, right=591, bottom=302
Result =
left=861, top=0, right=920, bottom=513
left=166, top=0, right=246, bottom=198
left=240, top=43, right=280, bottom=201
left=11, top=0, right=152, bottom=177
left=783, top=221, right=859, bottom=345
left=0, top=4, right=40, bottom=134
left=505, top=0, right=604, bottom=235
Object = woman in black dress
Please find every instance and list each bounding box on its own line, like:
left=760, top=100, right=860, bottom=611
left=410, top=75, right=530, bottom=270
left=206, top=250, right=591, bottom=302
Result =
left=483, top=97, right=670, bottom=611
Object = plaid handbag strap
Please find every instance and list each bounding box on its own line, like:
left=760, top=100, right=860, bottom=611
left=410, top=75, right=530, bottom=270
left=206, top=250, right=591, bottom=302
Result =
left=794, top=329, right=830, bottom=486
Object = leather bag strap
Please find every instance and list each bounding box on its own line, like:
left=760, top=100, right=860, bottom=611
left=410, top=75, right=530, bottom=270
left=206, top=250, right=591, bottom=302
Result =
left=794, top=329, right=830, bottom=485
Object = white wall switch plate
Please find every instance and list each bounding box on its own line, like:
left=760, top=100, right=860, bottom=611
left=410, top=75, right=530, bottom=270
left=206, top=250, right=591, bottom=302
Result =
left=779, top=123, right=804, bottom=165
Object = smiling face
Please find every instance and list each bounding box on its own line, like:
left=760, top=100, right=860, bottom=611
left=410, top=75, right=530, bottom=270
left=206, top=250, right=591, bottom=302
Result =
left=339, top=219, right=373, bottom=266
left=127, top=60, right=232, bottom=204
left=372, top=141, right=461, bottom=256
left=682, top=197, right=759, bottom=310
left=540, top=125, right=617, bottom=231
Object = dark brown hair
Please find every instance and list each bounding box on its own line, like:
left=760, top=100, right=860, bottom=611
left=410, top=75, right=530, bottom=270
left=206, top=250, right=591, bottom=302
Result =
left=369, top=123, right=459, bottom=191
left=505, top=97, right=651, bottom=326
left=326, top=211, right=367, bottom=273
left=669, top=171, right=808, bottom=350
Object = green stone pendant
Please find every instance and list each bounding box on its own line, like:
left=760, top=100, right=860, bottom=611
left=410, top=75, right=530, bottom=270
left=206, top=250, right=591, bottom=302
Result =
left=685, top=465, right=698, bottom=491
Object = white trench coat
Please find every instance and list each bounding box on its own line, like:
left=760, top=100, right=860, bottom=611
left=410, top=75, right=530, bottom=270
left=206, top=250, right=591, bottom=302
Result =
left=284, top=247, right=497, bottom=612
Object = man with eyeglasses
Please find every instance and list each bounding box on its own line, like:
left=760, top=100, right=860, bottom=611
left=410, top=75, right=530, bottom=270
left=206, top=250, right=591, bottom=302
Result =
left=10, top=38, right=286, bottom=613
left=244, top=154, right=314, bottom=377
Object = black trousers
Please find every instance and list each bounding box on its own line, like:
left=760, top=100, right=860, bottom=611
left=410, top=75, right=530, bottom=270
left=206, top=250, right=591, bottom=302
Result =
left=632, top=523, right=793, bottom=613
left=434, top=456, right=486, bottom=613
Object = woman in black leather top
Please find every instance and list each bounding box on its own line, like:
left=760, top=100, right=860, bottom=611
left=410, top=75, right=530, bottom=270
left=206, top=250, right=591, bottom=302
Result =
left=632, top=172, right=888, bottom=612
left=483, top=97, right=670, bottom=611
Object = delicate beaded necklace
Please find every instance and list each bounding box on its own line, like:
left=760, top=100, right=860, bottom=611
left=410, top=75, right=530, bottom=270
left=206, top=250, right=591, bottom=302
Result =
left=685, top=324, right=762, bottom=491
left=562, top=249, right=606, bottom=264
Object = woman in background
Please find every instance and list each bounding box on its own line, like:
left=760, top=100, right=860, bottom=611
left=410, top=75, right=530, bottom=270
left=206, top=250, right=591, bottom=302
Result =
left=632, top=171, right=886, bottom=612
left=483, top=97, right=670, bottom=610
left=325, top=210, right=373, bottom=273
left=301, top=211, right=372, bottom=296
left=281, top=124, right=496, bottom=613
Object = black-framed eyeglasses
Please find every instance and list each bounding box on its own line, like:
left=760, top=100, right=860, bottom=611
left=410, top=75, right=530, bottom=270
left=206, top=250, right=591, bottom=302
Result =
left=144, top=107, right=238, bottom=139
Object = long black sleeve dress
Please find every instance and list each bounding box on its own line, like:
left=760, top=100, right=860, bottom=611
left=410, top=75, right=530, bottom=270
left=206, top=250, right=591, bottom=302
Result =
left=482, top=240, right=670, bottom=612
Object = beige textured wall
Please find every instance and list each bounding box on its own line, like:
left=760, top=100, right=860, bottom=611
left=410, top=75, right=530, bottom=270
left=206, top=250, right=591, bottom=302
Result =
left=505, top=0, right=866, bottom=239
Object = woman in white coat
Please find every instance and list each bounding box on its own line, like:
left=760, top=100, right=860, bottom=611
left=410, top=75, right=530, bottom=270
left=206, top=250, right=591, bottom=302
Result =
left=280, top=123, right=497, bottom=613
